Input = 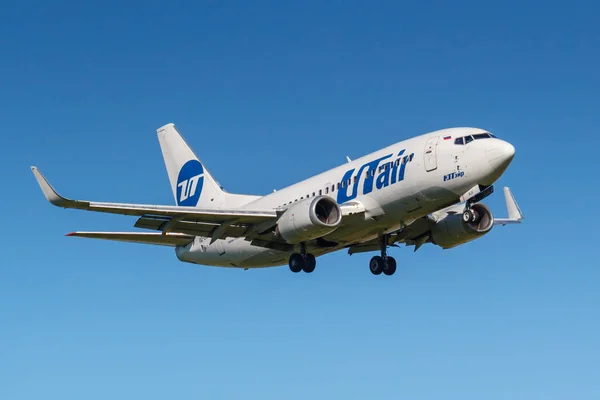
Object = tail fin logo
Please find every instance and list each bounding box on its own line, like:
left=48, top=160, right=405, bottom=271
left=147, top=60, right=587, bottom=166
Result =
left=176, top=160, right=204, bottom=206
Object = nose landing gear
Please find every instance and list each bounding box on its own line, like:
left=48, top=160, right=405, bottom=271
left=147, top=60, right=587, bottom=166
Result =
left=462, top=203, right=482, bottom=224
left=461, top=185, right=494, bottom=223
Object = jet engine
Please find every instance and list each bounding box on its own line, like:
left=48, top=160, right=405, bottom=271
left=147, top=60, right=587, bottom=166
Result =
left=430, top=203, right=494, bottom=249
left=276, top=196, right=342, bottom=244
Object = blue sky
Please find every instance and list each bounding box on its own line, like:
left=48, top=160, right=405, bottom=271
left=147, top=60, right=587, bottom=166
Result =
left=1, top=1, right=599, bottom=399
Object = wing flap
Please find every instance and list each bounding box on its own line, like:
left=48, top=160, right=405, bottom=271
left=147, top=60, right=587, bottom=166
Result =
left=66, top=232, right=194, bottom=246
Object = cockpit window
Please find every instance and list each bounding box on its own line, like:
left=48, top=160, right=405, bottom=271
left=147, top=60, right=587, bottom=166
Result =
left=454, top=132, right=496, bottom=145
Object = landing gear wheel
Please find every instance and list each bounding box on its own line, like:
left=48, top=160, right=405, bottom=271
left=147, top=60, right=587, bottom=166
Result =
left=463, top=207, right=481, bottom=223
left=303, top=254, right=316, bottom=273
left=463, top=209, right=473, bottom=222
left=370, top=256, right=384, bottom=275
left=289, top=253, right=305, bottom=273
left=383, top=257, right=397, bottom=276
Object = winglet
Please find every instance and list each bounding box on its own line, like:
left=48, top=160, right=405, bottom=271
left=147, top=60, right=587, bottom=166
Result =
left=30, top=166, right=75, bottom=207
left=493, top=187, right=524, bottom=225
left=504, top=187, right=523, bottom=221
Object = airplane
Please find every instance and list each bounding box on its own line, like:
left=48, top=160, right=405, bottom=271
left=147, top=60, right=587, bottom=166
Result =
left=31, top=123, right=523, bottom=276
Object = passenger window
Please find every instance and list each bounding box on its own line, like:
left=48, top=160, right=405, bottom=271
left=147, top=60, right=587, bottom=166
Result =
left=336, top=183, right=340, bottom=190
left=454, top=137, right=464, bottom=145
left=319, top=190, right=322, bottom=196
left=332, top=184, right=336, bottom=192
left=465, top=135, right=474, bottom=144
left=371, top=169, right=375, bottom=176
left=312, top=192, right=315, bottom=197
left=325, top=187, right=329, bottom=194
left=395, top=159, right=400, bottom=167
left=409, top=153, right=414, bottom=161
left=341, top=181, right=345, bottom=189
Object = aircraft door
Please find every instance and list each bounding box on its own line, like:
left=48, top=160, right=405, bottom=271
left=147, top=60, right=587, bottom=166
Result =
left=424, top=137, right=439, bottom=171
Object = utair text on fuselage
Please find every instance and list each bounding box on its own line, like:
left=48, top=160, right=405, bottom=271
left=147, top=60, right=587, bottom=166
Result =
left=336, top=149, right=415, bottom=204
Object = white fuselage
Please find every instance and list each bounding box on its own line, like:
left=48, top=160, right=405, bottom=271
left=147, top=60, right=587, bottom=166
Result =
left=175, top=127, right=515, bottom=268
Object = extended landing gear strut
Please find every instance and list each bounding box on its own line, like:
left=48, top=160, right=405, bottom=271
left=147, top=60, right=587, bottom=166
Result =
left=289, top=243, right=316, bottom=273
left=369, top=234, right=397, bottom=276
left=462, top=185, right=494, bottom=223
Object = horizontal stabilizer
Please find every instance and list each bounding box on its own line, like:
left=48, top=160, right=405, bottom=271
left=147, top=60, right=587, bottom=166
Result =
left=66, top=231, right=194, bottom=246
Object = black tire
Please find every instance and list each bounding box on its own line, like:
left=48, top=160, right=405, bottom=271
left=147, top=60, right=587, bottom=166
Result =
left=289, top=253, right=305, bottom=273
left=463, top=210, right=472, bottom=223
left=303, top=254, right=316, bottom=273
left=383, top=257, right=397, bottom=276
left=369, top=256, right=384, bottom=275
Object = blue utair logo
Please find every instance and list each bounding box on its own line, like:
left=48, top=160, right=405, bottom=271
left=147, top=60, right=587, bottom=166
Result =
left=176, top=160, right=204, bottom=206
left=337, top=149, right=414, bottom=204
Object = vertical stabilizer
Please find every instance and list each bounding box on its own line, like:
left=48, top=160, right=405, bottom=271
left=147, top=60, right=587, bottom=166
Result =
left=157, top=123, right=226, bottom=208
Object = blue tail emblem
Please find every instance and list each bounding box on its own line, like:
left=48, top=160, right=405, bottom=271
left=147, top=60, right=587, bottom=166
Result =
left=176, top=160, right=204, bottom=206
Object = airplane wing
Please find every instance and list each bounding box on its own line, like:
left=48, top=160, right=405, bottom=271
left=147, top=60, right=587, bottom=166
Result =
left=347, top=186, right=523, bottom=254
left=493, top=187, right=524, bottom=225
left=66, top=231, right=195, bottom=246
left=31, top=167, right=279, bottom=242
left=347, top=217, right=435, bottom=255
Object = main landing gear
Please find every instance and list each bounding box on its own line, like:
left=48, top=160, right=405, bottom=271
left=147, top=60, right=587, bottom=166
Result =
left=369, top=234, right=397, bottom=276
left=288, top=243, right=316, bottom=273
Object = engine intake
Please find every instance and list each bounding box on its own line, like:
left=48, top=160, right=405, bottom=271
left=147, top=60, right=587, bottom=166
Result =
left=431, top=203, right=494, bottom=249
left=276, top=196, right=342, bottom=244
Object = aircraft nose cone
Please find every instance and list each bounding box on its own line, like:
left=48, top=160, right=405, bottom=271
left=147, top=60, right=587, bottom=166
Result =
left=487, top=140, right=515, bottom=172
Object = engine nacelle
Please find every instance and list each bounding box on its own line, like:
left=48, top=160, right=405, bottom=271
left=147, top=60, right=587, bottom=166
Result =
left=276, top=196, right=342, bottom=244
left=431, top=203, right=494, bottom=249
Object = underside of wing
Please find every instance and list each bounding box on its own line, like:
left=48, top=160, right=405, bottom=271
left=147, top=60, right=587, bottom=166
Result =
left=347, top=216, right=436, bottom=255
left=66, top=232, right=195, bottom=246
